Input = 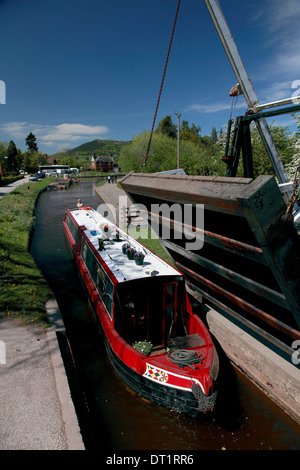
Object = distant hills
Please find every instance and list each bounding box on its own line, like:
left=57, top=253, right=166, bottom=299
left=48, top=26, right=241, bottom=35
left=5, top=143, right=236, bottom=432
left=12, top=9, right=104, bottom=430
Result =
left=51, top=139, right=131, bottom=161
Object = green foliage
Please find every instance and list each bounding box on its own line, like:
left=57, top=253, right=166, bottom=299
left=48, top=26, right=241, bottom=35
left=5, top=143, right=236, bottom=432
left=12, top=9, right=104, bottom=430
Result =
left=285, top=114, right=300, bottom=203
left=117, top=115, right=300, bottom=179
left=155, top=115, right=177, bottom=139
left=250, top=122, right=294, bottom=177
left=7, top=140, right=18, bottom=172
left=0, top=141, right=7, bottom=157
left=51, top=139, right=131, bottom=168
left=180, top=120, right=202, bottom=145
left=26, top=132, right=38, bottom=153
left=0, top=179, right=52, bottom=325
left=23, top=151, right=45, bottom=173
left=132, top=340, right=153, bottom=355
left=118, top=129, right=225, bottom=176
left=0, top=175, right=24, bottom=187
left=0, top=138, right=46, bottom=176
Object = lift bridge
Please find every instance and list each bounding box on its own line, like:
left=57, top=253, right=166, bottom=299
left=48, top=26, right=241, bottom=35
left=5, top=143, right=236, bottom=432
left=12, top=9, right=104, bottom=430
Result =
left=120, top=172, right=300, bottom=344
left=120, top=0, right=300, bottom=421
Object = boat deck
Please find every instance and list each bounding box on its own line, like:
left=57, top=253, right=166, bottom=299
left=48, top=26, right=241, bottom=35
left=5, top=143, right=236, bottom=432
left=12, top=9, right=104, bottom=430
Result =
left=70, top=207, right=180, bottom=284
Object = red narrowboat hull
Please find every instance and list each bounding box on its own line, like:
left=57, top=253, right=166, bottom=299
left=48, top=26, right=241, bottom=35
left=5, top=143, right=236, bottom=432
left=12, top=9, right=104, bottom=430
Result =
left=63, top=208, right=218, bottom=415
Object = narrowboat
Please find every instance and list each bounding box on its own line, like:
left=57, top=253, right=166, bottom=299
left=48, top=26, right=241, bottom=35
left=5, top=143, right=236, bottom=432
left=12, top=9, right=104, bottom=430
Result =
left=63, top=206, right=218, bottom=415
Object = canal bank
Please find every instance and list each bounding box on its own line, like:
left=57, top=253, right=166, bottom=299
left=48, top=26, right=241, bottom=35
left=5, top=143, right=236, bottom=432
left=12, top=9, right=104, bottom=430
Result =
left=95, top=181, right=300, bottom=426
left=0, top=176, right=85, bottom=450
left=0, top=301, right=85, bottom=450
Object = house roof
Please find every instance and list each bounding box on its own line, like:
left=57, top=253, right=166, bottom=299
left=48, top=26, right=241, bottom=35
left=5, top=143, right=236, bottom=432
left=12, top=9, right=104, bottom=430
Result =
left=47, top=157, right=57, bottom=164
left=93, top=155, right=114, bottom=162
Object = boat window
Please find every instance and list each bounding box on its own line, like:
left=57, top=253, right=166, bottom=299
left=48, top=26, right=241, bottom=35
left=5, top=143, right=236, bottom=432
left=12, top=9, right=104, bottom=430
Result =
left=102, top=274, right=114, bottom=315
left=164, top=283, right=178, bottom=342
left=66, top=214, right=78, bottom=245
left=95, top=265, right=105, bottom=295
left=82, top=241, right=88, bottom=262
left=81, top=239, right=114, bottom=317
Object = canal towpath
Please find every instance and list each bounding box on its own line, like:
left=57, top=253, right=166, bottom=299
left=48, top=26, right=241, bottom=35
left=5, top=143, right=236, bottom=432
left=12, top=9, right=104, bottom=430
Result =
left=0, top=177, right=139, bottom=450
left=0, top=176, right=85, bottom=450
left=0, top=174, right=30, bottom=199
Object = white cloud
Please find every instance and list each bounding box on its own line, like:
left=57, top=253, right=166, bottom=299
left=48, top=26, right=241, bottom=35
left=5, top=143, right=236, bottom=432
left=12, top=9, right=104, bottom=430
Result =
left=255, top=1, right=300, bottom=81
left=40, top=123, right=109, bottom=143
left=260, top=80, right=295, bottom=102
left=186, top=100, right=245, bottom=114
left=0, top=121, right=109, bottom=146
left=264, top=0, right=300, bottom=35
left=0, top=121, right=32, bottom=138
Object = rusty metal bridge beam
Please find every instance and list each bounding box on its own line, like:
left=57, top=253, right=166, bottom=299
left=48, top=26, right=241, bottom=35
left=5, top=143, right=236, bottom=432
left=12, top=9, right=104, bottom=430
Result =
left=141, top=207, right=265, bottom=263
left=161, top=238, right=287, bottom=309
left=183, top=277, right=297, bottom=358
left=176, top=261, right=300, bottom=342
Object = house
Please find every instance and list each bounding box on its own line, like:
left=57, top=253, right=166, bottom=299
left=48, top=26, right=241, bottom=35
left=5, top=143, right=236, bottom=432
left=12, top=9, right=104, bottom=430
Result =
left=113, top=163, right=121, bottom=173
left=91, top=154, right=114, bottom=172
left=46, top=157, right=58, bottom=165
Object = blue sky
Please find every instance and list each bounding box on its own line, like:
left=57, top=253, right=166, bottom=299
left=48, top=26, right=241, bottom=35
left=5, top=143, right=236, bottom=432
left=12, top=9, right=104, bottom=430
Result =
left=1, top=0, right=300, bottom=155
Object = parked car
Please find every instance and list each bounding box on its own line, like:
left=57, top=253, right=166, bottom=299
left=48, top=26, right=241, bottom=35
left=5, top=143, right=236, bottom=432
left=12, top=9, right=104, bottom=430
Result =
left=29, top=174, right=38, bottom=181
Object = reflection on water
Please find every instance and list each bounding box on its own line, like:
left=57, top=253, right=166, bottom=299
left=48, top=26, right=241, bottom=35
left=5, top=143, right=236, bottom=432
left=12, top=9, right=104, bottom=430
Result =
left=30, top=179, right=300, bottom=450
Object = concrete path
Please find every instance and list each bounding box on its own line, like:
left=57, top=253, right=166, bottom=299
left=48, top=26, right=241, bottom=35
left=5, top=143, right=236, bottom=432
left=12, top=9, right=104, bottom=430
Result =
left=0, top=175, right=30, bottom=199
left=0, top=177, right=85, bottom=449
left=0, top=299, right=85, bottom=450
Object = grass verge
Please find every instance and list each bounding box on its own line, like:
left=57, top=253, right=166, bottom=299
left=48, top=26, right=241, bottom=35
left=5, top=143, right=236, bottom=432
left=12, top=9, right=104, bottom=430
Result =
left=0, top=179, right=53, bottom=327
left=127, top=226, right=175, bottom=267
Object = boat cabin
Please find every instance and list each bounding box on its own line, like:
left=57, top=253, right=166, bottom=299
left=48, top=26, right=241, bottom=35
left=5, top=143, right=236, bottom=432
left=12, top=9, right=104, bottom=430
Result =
left=64, top=208, right=188, bottom=351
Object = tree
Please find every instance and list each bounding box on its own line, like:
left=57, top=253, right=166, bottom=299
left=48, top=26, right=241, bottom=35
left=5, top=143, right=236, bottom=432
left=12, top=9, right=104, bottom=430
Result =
left=211, top=127, right=218, bottom=143
left=7, top=140, right=18, bottom=173
left=26, top=132, right=38, bottom=153
left=250, top=122, right=294, bottom=177
left=286, top=114, right=300, bottom=203
left=118, top=129, right=226, bottom=176
left=155, top=116, right=177, bottom=139
left=0, top=141, right=7, bottom=158
left=23, top=151, right=42, bottom=173
left=180, top=120, right=202, bottom=145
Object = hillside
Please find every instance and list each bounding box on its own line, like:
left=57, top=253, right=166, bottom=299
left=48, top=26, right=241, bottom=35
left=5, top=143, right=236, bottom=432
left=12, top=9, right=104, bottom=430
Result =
left=51, top=139, right=131, bottom=161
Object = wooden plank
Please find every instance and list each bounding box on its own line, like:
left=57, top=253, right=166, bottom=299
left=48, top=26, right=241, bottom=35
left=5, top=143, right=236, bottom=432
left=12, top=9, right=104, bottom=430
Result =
left=176, top=262, right=300, bottom=341
left=143, top=208, right=265, bottom=264
left=162, top=238, right=287, bottom=308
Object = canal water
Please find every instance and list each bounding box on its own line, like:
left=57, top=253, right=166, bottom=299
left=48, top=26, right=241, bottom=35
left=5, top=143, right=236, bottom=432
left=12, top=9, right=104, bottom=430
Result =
left=30, top=178, right=300, bottom=451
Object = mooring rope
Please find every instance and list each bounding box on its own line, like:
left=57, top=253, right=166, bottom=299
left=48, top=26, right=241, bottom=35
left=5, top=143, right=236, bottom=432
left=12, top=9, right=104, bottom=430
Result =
left=167, top=349, right=205, bottom=369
